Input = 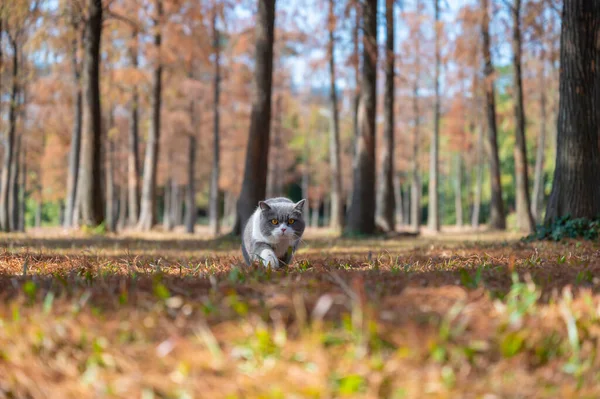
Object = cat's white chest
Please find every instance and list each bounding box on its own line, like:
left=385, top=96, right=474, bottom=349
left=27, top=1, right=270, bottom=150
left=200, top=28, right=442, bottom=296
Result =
left=273, top=237, right=294, bottom=258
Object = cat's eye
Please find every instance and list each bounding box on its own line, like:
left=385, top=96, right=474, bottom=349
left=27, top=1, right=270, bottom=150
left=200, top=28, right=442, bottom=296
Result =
left=288, top=218, right=295, bottom=224
left=271, top=219, right=279, bottom=225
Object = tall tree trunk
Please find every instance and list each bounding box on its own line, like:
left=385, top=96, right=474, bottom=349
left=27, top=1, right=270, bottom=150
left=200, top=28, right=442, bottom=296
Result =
left=18, top=143, right=26, bottom=232
left=64, top=37, right=82, bottom=228
left=349, top=3, right=360, bottom=210
left=170, top=182, right=181, bottom=227
left=511, top=0, right=535, bottom=233
left=117, top=185, right=127, bottom=232
left=0, top=38, right=19, bottom=232
left=471, top=123, right=484, bottom=228
left=35, top=200, right=42, bottom=228
left=9, top=135, right=21, bottom=232
left=394, top=174, right=403, bottom=227
left=427, top=0, right=441, bottom=232
left=127, top=30, right=141, bottom=226
left=80, top=0, right=104, bottom=227
left=346, top=0, right=377, bottom=235
left=327, top=0, right=344, bottom=230
left=410, top=87, right=421, bottom=231
left=532, top=48, right=547, bottom=223
left=376, top=0, right=395, bottom=232
left=185, top=135, right=197, bottom=234
left=480, top=0, right=506, bottom=230
left=454, top=153, right=463, bottom=228
left=138, top=0, right=163, bottom=231
left=233, top=0, right=276, bottom=235
left=302, top=129, right=310, bottom=200
left=545, top=0, right=600, bottom=223
left=163, top=179, right=173, bottom=231
left=267, top=94, right=282, bottom=198
left=209, top=5, right=221, bottom=236
left=106, top=139, right=116, bottom=232
left=311, top=201, right=320, bottom=228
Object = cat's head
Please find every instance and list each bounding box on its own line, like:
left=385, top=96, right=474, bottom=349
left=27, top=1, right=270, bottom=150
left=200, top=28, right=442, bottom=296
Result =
left=258, top=199, right=306, bottom=242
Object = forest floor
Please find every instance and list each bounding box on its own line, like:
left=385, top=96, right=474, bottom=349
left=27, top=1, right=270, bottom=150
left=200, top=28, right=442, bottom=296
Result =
left=0, top=227, right=599, bottom=398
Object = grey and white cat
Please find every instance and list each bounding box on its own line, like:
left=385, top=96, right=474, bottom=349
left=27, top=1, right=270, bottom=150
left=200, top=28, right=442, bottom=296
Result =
left=242, top=197, right=307, bottom=269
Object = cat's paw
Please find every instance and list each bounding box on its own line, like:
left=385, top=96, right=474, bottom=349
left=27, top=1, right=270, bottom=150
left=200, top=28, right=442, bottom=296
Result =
left=258, top=249, right=280, bottom=269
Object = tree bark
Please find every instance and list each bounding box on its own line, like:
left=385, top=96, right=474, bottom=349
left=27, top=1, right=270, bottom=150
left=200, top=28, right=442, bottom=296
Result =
left=64, top=36, right=82, bottom=228
left=117, top=185, right=127, bottom=232
left=170, top=182, right=181, bottom=227
left=349, top=3, right=360, bottom=210
left=480, top=0, right=505, bottom=230
left=427, top=0, right=441, bottom=232
left=511, top=0, right=535, bottom=233
left=233, top=0, right=276, bottom=235
left=106, top=139, right=116, bottom=232
left=532, top=48, right=547, bottom=223
left=394, top=174, right=403, bottom=227
left=79, top=0, right=104, bottom=227
left=0, top=37, right=19, bottom=232
left=410, top=0, right=422, bottom=232
left=345, top=0, right=377, bottom=235
left=137, top=0, right=163, bottom=231
left=327, top=0, right=344, bottom=231
left=9, top=135, right=21, bottom=232
left=209, top=5, right=221, bottom=236
left=454, top=153, right=463, bottom=228
left=311, top=202, right=320, bottom=228
left=376, top=0, right=395, bottom=232
left=471, top=123, right=484, bottom=228
left=127, top=30, right=141, bottom=227
left=545, top=0, right=600, bottom=223
left=186, top=135, right=197, bottom=234
left=163, top=178, right=173, bottom=232
left=18, top=142, right=26, bottom=232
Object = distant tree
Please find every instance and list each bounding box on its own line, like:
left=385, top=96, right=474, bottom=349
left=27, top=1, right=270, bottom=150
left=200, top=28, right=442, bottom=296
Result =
left=138, top=0, right=163, bottom=231
left=127, top=29, right=141, bottom=227
left=509, top=0, right=535, bottom=232
left=345, top=0, right=377, bottom=235
left=233, top=0, right=276, bottom=235
left=209, top=2, right=221, bottom=236
left=545, top=0, right=600, bottom=222
left=427, top=0, right=441, bottom=232
left=376, top=0, right=395, bottom=232
left=327, top=0, right=344, bottom=230
left=480, top=0, right=505, bottom=230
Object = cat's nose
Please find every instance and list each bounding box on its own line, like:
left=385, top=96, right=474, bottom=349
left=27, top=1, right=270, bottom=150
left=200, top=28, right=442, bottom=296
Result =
left=281, top=227, right=287, bottom=232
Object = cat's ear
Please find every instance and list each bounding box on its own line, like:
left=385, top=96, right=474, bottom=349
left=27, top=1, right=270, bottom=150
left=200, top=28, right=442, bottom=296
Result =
left=294, top=199, right=307, bottom=213
left=258, top=201, right=271, bottom=211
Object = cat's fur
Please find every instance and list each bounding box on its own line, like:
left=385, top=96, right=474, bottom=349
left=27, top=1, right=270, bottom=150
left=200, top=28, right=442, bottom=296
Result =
left=242, top=197, right=307, bottom=268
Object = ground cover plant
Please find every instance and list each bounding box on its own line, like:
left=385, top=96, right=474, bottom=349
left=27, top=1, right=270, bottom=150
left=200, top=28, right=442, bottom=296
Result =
left=0, top=230, right=599, bottom=398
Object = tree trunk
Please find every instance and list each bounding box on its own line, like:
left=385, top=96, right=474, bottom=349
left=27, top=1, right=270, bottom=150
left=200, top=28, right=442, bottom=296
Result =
left=80, top=0, right=104, bottom=227
left=345, top=0, right=377, bottom=236
left=311, top=202, right=320, bottom=228
left=376, top=0, right=395, bottom=232
left=511, top=0, right=535, bottom=233
left=209, top=5, right=221, bottom=236
left=137, top=0, right=163, bottom=231
left=185, top=135, right=197, bottom=234
left=327, top=0, right=344, bottom=230
left=64, top=37, right=82, bottom=228
left=532, top=49, right=547, bottom=223
left=545, top=0, right=600, bottom=223
left=480, top=0, right=505, bottom=230
left=106, top=139, right=116, bottom=232
left=9, top=135, right=21, bottom=232
left=0, top=38, right=19, bottom=232
left=233, top=0, right=276, bottom=235
left=454, top=153, right=463, bottom=228
left=302, top=129, right=310, bottom=200
left=170, top=182, right=181, bottom=227
left=267, top=94, right=282, bottom=198
left=127, top=30, right=141, bottom=227
left=163, top=178, right=173, bottom=231
left=117, top=185, right=127, bottom=232
left=427, top=0, right=441, bottom=232
left=18, top=141, right=26, bottom=232
left=394, top=174, right=404, bottom=227
left=410, top=88, right=421, bottom=231
left=349, top=2, right=360, bottom=210
left=471, top=123, right=484, bottom=228
left=35, top=200, right=42, bottom=228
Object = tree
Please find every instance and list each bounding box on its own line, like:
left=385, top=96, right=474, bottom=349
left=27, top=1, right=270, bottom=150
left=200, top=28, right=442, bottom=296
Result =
left=410, top=0, right=423, bottom=231
left=545, top=0, right=600, bottom=223
left=376, top=0, right=395, bottom=232
left=64, top=12, right=83, bottom=228
left=510, top=0, right=535, bottom=232
left=480, top=0, right=505, bottom=230
left=427, top=0, right=441, bottom=232
left=138, top=0, right=163, bottom=231
left=345, top=0, right=377, bottom=235
left=209, top=3, right=221, bottom=236
left=127, top=29, right=141, bottom=227
left=233, top=0, right=276, bottom=235
left=327, top=0, right=344, bottom=231
left=532, top=47, right=547, bottom=222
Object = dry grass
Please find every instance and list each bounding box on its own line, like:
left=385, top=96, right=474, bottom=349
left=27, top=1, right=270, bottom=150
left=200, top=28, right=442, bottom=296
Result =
left=0, top=229, right=599, bottom=398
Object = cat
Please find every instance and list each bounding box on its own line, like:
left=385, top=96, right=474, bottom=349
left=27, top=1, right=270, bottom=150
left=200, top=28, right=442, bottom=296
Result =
left=241, top=197, right=307, bottom=269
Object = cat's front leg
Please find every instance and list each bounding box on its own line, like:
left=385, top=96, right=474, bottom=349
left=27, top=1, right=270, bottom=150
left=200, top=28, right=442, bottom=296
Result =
left=252, top=244, right=279, bottom=269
